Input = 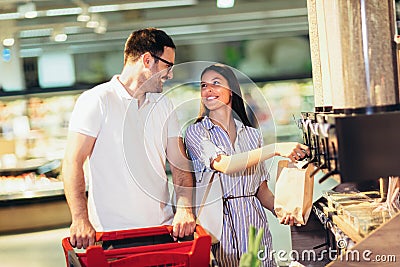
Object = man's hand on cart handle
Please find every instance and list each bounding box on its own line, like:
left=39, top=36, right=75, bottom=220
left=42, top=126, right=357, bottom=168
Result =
left=171, top=206, right=196, bottom=241
left=69, top=218, right=96, bottom=249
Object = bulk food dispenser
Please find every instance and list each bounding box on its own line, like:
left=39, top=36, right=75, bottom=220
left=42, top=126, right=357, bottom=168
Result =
left=301, top=0, right=400, bottom=265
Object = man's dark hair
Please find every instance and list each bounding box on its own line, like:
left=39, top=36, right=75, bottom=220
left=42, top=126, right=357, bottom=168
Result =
left=124, top=28, right=176, bottom=65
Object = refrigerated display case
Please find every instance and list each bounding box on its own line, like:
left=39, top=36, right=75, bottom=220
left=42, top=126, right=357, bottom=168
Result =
left=0, top=90, right=83, bottom=233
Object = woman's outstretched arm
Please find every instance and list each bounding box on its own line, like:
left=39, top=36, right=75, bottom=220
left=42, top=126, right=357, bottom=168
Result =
left=211, top=142, right=309, bottom=174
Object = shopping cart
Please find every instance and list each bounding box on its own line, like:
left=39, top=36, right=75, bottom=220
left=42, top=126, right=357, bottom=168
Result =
left=62, top=224, right=211, bottom=267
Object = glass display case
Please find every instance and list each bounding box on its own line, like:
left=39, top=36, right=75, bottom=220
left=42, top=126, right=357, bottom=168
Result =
left=0, top=90, right=83, bottom=233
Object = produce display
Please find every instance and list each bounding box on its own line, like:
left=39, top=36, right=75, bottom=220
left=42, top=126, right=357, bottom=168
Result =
left=0, top=172, right=62, bottom=195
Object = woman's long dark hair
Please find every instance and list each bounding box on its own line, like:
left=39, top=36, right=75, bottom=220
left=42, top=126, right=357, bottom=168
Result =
left=196, top=64, right=254, bottom=128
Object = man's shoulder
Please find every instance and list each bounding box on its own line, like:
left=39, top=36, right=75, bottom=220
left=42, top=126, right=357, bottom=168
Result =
left=147, top=93, right=175, bottom=109
left=147, top=92, right=169, bottom=101
left=88, top=80, right=114, bottom=94
left=80, top=80, right=115, bottom=99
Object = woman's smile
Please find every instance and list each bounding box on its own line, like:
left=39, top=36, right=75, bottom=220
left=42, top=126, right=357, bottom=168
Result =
left=206, top=95, right=218, bottom=101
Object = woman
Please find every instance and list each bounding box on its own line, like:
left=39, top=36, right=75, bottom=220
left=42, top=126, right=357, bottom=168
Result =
left=185, top=64, right=309, bottom=266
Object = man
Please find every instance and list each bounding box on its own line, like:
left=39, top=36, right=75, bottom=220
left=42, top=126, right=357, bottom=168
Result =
left=62, top=28, right=195, bottom=249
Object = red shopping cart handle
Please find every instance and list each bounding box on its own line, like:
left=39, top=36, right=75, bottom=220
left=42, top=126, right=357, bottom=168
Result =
left=64, top=224, right=208, bottom=247
left=95, top=225, right=174, bottom=242
left=62, top=225, right=175, bottom=250
left=62, top=225, right=211, bottom=267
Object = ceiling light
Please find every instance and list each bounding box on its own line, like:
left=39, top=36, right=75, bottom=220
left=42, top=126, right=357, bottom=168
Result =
left=94, top=25, right=107, bottom=34
left=164, top=25, right=209, bottom=35
left=51, top=27, right=68, bottom=42
left=46, top=7, right=81, bottom=17
left=18, top=2, right=38, bottom=18
left=86, top=20, right=99, bottom=28
left=3, top=38, right=15, bottom=47
left=25, top=11, right=38, bottom=19
left=77, top=6, right=91, bottom=22
left=0, top=13, right=20, bottom=20
left=89, top=0, right=197, bottom=13
left=19, top=28, right=53, bottom=38
left=217, top=0, right=234, bottom=8
left=89, top=5, right=119, bottom=13
left=77, top=13, right=90, bottom=22
left=117, top=1, right=193, bottom=10
left=86, top=14, right=101, bottom=28
left=54, top=33, right=67, bottom=42
left=0, top=0, right=197, bottom=20
left=94, top=19, right=107, bottom=34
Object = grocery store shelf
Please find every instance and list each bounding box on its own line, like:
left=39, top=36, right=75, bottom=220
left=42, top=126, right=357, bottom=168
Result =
left=0, top=193, right=71, bottom=234
left=332, top=215, right=363, bottom=243
left=0, top=182, right=64, bottom=202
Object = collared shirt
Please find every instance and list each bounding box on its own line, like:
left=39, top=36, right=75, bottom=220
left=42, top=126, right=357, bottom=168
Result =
left=69, top=75, right=180, bottom=231
left=185, top=116, right=270, bottom=197
left=185, top=116, right=275, bottom=267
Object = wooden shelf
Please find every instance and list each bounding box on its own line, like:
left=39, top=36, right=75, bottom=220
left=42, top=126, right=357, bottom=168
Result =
left=332, top=215, right=363, bottom=243
left=328, top=212, right=400, bottom=266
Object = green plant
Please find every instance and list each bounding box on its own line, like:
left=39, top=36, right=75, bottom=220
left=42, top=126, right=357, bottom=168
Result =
left=239, top=226, right=264, bottom=267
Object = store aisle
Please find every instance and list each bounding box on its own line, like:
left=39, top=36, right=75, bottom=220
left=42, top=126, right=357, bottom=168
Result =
left=0, top=227, right=70, bottom=267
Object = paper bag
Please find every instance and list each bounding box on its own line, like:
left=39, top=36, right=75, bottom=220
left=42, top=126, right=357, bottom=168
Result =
left=195, top=172, right=223, bottom=244
left=274, top=160, right=314, bottom=225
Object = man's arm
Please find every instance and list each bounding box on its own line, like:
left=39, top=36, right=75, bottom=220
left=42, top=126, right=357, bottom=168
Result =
left=167, top=136, right=196, bottom=240
left=62, top=132, right=96, bottom=249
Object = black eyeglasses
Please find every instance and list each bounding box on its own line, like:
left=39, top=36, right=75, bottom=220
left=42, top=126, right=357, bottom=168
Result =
left=150, top=53, right=174, bottom=69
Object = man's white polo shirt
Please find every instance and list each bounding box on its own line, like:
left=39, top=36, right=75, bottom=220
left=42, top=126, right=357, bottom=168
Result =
left=69, top=75, right=180, bottom=231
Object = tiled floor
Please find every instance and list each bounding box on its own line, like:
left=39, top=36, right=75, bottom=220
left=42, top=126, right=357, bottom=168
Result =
left=0, top=227, right=70, bottom=267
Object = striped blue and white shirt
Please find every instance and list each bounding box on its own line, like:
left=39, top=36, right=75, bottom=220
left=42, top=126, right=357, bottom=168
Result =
left=185, top=116, right=276, bottom=267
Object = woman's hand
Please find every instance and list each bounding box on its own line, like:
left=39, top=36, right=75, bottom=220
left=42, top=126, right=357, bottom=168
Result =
left=275, top=142, right=310, bottom=162
left=280, top=215, right=296, bottom=226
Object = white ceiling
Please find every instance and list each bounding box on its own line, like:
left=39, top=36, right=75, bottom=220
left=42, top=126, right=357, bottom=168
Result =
left=0, top=0, right=309, bottom=54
